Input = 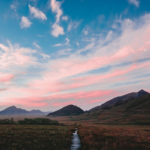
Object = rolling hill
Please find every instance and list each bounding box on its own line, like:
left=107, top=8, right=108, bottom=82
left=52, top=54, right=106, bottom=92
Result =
left=47, top=105, right=84, bottom=116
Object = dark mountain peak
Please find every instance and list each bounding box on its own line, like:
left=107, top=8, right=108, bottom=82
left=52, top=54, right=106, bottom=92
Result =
left=139, top=89, right=144, bottom=91
left=64, top=104, right=77, bottom=108
left=137, top=89, right=149, bottom=96
left=138, top=89, right=148, bottom=93
left=66, top=104, right=74, bottom=106
left=47, top=104, right=84, bottom=116
left=9, top=106, right=16, bottom=108
left=6, top=106, right=17, bottom=110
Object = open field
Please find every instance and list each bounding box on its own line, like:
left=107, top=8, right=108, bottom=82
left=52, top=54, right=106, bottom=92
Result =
left=0, top=124, right=74, bottom=150
left=1, top=114, right=150, bottom=127
left=1, top=115, right=150, bottom=150
left=78, top=125, right=150, bottom=150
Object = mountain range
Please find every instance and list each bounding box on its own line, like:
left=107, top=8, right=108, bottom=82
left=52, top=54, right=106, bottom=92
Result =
left=0, top=106, right=50, bottom=115
left=0, top=89, right=149, bottom=122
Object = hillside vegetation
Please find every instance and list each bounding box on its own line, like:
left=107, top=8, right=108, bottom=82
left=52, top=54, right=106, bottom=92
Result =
left=73, top=93, right=150, bottom=125
left=89, top=90, right=149, bottom=111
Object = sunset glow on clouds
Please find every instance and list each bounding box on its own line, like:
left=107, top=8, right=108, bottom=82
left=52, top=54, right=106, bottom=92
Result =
left=0, top=0, right=150, bottom=111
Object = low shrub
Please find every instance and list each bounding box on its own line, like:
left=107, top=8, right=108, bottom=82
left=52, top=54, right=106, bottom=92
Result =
left=0, top=118, right=61, bottom=125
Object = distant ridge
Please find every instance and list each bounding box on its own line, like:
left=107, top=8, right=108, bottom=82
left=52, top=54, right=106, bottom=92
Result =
left=89, top=89, right=149, bottom=112
left=47, top=104, right=84, bottom=116
left=0, top=106, right=50, bottom=115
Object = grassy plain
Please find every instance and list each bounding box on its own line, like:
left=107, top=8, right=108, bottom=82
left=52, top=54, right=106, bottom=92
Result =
left=48, top=116, right=150, bottom=150
left=78, top=125, right=150, bottom=150
left=0, top=124, right=74, bottom=150
left=1, top=115, right=150, bottom=150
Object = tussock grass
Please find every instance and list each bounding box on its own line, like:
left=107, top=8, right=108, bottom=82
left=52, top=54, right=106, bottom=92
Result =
left=0, top=125, right=74, bottom=150
left=78, top=126, right=150, bottom=150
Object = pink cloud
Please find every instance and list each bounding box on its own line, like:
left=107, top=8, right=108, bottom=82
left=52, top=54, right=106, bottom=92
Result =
left=23, top=102, right=47, bottom=107
left=0, top=72, right=15, bottom=83
left=2, top=89, right=113, bottom=109
left=26, top=20, right=150, bottom=96
left=15, top=62, right=149, bottom=102
left=88, top=99, right=105, bottom=104
left=0, top=88, right=7, bottom=92
left=52, top=101, right=76, bottom=107
left=1, top=14, right=150, bottom=111
left=50, top=90, right=113, bottom=100
left=30, top=41, right=147, bottom=90
left=0, top=44, right=9, bottom=52
left=10, top=89, right=112, bottom=101
left=0, top=100, right=47, bottom=108
left=70, top=63, right=150, bottom=88
left=0, top=102, right=14, bottom=106
left=0, top=41, right=38, bottom=68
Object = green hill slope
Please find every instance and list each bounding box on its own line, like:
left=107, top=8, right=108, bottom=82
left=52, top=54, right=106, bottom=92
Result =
left=79, top=94, right=150, bottom=124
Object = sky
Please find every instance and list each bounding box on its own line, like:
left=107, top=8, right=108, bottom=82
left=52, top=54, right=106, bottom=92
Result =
left=0, top=0, right=150, bottom=111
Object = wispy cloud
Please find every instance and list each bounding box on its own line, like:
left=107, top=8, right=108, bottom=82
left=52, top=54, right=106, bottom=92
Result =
left=98, top=15, right=105, bottom=23
left=76, top=42, right=95, bottom=54
left=10, top=1, right=18, bottom=12
left=50, top=0, right=64, bottom=37
left=29, top=5, right=47, bottom=20
left=1, top=11, right=150, bottom=110
left=41, top=53, right=50, bottom=59
left=50, top=0, right=63, bottom=23
left=0, top=40, right=37, bottom=68
left=76, top=42, right=79, bottom=46
left=11, top=4, right=17, bottom=12
left=0, top=88, right=7, bottom=92
left=62, top=16, right=68, bottom=21
left=54, top=38, right=70, bottom=47
left=65, top=38, right=70, bottom=45
left=20, top=16, right=32, bottom=28
left=67, top=21, right=81, bottom=32
left=33, top=42, right=41, bottom=49
left=57, top=48, right=71, bottom=56
left=83, top=30, right=88, bottom=35
left=54, top=43, right=63, bottom=47
left=128, top=0, right=140, bottom=7
left=38, top=35, right=43, bottom=37
left=0, top=72, right=15, bottom=83
left=25, top=13, right=150, bottom=98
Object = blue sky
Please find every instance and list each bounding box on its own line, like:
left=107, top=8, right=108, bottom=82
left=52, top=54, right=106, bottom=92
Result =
left=0, top=0, right=150, bottom=111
